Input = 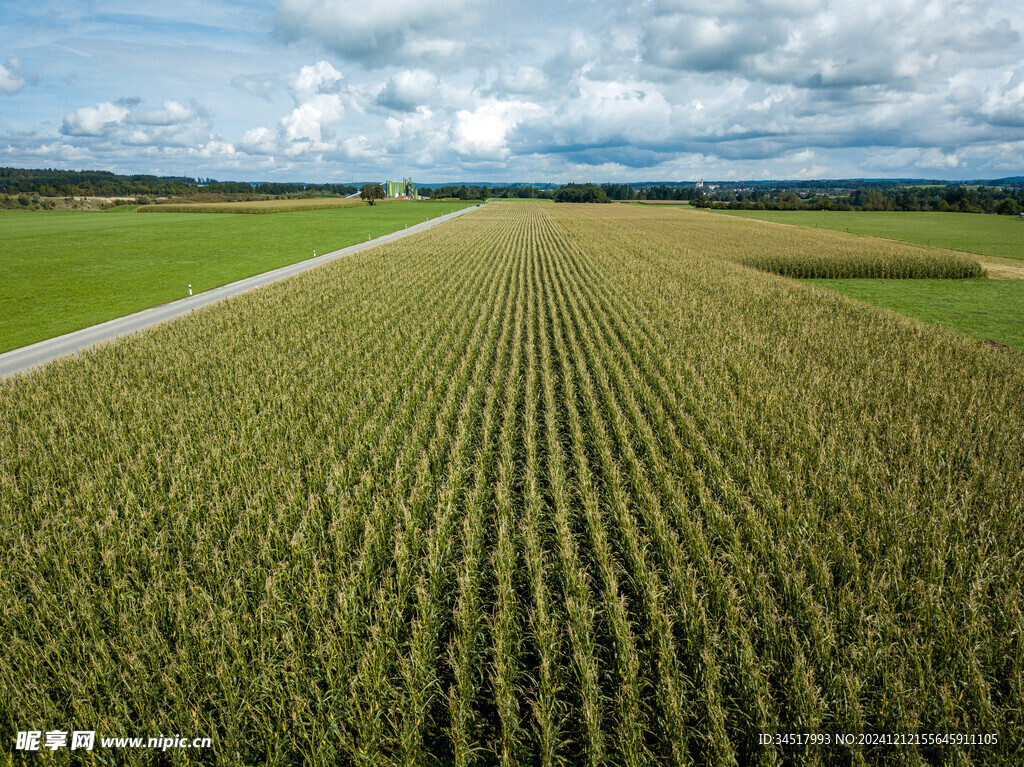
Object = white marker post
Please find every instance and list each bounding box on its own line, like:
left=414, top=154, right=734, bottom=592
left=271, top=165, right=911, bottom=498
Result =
left=188, top=283, right=192, bottom=296
left=313, top=250, right=316, bottom=258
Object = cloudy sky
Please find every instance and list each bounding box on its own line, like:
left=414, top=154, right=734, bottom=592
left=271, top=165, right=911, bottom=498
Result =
left=2, top=0, right=1022, bottom=182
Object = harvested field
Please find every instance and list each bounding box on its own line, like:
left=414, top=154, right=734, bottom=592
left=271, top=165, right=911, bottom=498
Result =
left=976, top=256, right=1024, bottom=279
left=138, top=197, right=373, bottom=214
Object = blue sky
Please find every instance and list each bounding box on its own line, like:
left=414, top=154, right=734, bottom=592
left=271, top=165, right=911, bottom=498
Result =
left=1, top=0, right=1022, bottom=182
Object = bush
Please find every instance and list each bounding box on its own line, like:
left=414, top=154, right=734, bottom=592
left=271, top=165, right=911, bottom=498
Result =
left=553, top=183, right=610, bottom=203
left=995, top=198, right=1021, bottom=216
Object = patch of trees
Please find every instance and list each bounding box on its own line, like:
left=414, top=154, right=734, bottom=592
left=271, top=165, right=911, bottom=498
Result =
left=600, top=183, right=636, bottom=200
left=487, top=185, right=556, bottom=199
left=428, top=185, right=493, bottom=200
left=553, top=183, right=610, bottom=203
left=360, top=183, right=384, bottom=205
left=636, top=184, right=702, bottom=201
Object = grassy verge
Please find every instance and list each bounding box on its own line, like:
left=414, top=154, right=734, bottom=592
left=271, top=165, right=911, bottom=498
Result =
left=0, top=201, right=476, bottom=353
left=806, top=278, right=1024, bottom=350
left=709, top=209, right=1024, bottom=260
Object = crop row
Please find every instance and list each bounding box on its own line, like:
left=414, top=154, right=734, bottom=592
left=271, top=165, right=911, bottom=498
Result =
left=1, top=202, right=1020, bottom=765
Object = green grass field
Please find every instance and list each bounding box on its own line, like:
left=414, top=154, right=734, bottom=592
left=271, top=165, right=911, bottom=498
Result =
left=696, top=207, right=1022, bottom=348
left=0, top=201, right=476, bottom=353
left=2, top=203, right=1020, bottom=764
left=806, top=278, right=1024, bottom=350
left=710, top=209, right=1024, bottom=259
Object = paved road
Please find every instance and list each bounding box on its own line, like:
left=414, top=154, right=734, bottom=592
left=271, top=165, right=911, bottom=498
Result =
left=0, top=205, right=481, bottom=379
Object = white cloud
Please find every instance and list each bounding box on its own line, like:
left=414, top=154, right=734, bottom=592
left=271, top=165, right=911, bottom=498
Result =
left=57, top=97, right=221, bottom=153
left=402, top=38, right=466, bottom=60
left=453, top=108, right=508, bottom=159
left=192, top=140, right=237, bottom=159
left=61, top=102, right=130, bottom=136
left=490, top=66, right=550, bottom=97
left=452, top=100, right=542, bottom=160
left=337, top=135, right=380, bottom=161
left=291, top=60, right=343, bottom=97
left=976, top=68, right=1024, bottom=127
left=231, top=73, right=281, bottom=101
left=134, top=101, right=195, bottom=126
left=868, top=147, right=963, bottom=171
left=238, top=126, right=278, bottom=155
left=383, top=107, right=439, bottom=154
left=966, top=139, right=1024, bottom=170
left=377, top=70, right=438, bottom=112
left=915, top=149, right=962, bottom=169
left=23, top=141, right=91, bottom=162
left=231, top=62, right=355, bottom=160
left=274, top=0, right=476, bottom=67
left=792, top=164, right=830, bottom=179
left=641, top=0, right=1022, bottom=92
left=275, top=62, right=353, bottom=156
left=519, top=79, right=673, bottom=152
left=281, top=94, right=344, bottom=145
left=0, top=53, right=26, bottom=96
left=8, top=1, right=1024, bottom=180
left=749, top=85, right=793, bottom=112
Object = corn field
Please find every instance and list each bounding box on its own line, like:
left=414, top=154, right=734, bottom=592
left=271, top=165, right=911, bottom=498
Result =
left=686, top=211, right=984, bottom=278
left=1, top=203, right=1021, bottom=765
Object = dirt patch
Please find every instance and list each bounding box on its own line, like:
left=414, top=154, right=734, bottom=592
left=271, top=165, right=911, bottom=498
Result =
left=981, top=339, right=1013, bottom=350
left=978, top=257, right=1024, bottom=279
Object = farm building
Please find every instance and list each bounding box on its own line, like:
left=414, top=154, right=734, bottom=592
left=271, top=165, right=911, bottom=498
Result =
left=386, top=178, right=415, bottom=199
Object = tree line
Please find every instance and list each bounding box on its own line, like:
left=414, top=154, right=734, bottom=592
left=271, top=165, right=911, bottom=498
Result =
left=694, top=185, right=1024, bottom=215
left=546, top=181, right=1024, bottom=215
left=5, top=167, right=1022, bottom=215
left=0, top=168, right=356, bottom=198
left=424, top=185, right=492, bottom=200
